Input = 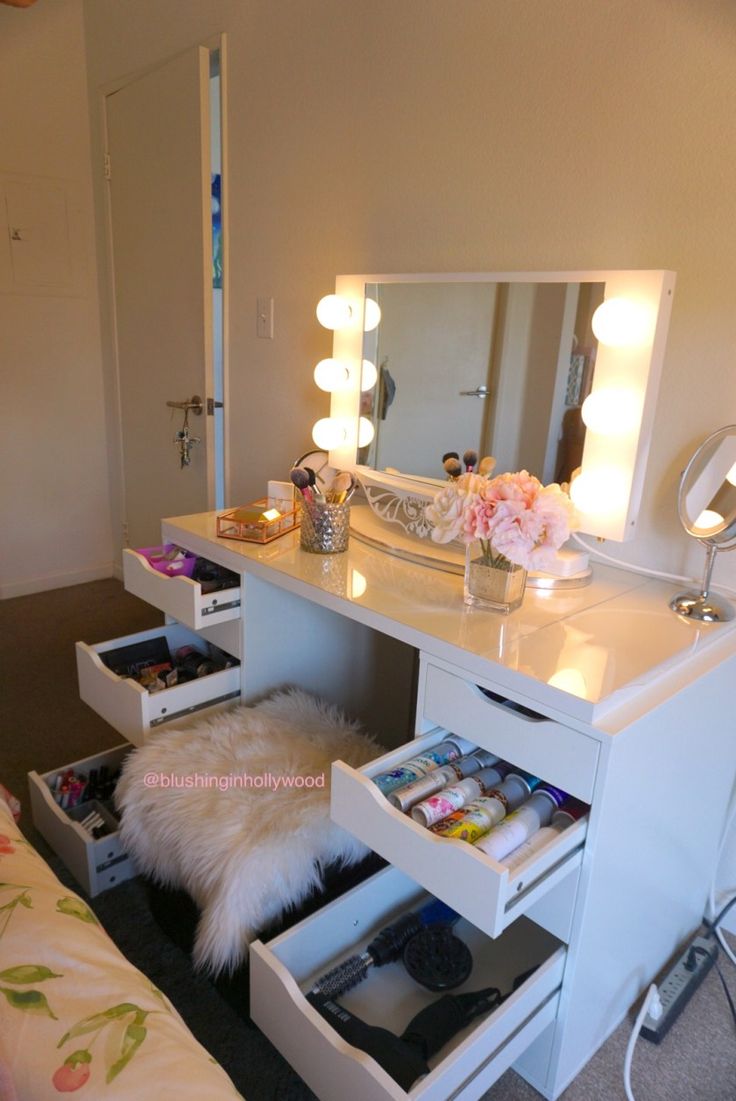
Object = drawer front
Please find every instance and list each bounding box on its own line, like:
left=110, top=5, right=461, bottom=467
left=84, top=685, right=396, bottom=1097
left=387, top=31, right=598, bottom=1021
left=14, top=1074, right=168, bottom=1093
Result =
left=421, top=661, right=598, bottom=803
left=28, top=745, right=135, bottom=897
left=123, top=548, right=241, bottom=631
left=76, top=624, right=240, bottom=746
left=331, top=729, right=586, bottom=941
left=251, top=865, right=565, bottom=1101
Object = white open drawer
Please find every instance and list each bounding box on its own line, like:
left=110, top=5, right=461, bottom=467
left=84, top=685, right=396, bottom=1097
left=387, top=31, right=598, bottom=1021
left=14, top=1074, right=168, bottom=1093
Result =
left=331, top=729, right=587, bottom=941
left=122, top=547, right=241, bottom=631
left=251, top=865, right=565, bottom=1101
left=419, top=659, right=599, bottom=804
left=28, top=745, right=134, bottom=897
left=76, top=624, right=240, bottom=746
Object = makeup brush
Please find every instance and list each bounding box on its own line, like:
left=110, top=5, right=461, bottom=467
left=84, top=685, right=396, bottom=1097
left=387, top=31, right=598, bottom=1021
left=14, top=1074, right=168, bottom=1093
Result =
left=463, top=449, right=478, bottom=472
left=479, top=455, right=496, bottom=477
left=443, top=456, right=462, bottom=480
left=442, top=451, right=460, bottom=463
left=303, top=466, right=325, bottom=503
left=290, top=466, right=313, bottom=502
left=329, top=470, right=354, bottom=504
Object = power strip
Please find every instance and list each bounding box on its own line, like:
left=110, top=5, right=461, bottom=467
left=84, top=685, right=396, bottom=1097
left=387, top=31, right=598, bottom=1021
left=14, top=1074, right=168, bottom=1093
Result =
left=640, top=935, right=717, bottom=1044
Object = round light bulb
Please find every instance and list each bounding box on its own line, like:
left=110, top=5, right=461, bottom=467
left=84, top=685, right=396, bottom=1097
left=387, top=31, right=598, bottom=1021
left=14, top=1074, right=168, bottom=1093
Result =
left=361, top=359, right=378, bottom=391
left=363, top=298, right=381, bottom=332
left=313, top=358, right=351, bottom=392
left=693, top=509, right=724, bottom=532
left=312, top=418, right=347, bottom=449
left=358, top=417, right=375, bottom=447
left=591, top=297, right=653, bottom=347
left=316, top=294, right=353, bottom=330
left=569, top=468, right=628, bottom=515
left=581, top=389, right=641, bottom=436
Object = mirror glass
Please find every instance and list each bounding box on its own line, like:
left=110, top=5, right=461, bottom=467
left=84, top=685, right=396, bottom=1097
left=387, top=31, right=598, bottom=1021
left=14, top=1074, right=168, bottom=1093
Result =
left=678, top=425, right=736, bottom=543
left=359, top=279, right=604, bottom=484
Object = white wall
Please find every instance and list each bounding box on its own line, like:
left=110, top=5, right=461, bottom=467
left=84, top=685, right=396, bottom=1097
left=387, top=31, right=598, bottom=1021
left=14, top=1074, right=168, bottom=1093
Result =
left=0, top=0, right=113, bottom=598
left=82, top=0, right=736, bottom=594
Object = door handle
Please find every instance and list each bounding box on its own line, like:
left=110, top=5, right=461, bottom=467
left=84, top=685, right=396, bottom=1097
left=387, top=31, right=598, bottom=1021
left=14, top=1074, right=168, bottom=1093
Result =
left=459, top=386, right=491, bottom=398
left=166, top=394, right=203, bottom=414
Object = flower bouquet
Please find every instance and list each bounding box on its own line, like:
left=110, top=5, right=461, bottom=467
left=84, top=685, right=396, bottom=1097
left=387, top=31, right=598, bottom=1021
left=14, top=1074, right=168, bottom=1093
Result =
left=425, top=469, right=577, bottom=612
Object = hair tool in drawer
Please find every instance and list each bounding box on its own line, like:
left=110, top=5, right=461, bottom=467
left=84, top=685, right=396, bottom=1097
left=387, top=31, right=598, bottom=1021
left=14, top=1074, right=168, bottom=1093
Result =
left=308, top=967, right=540, bottom=1090
left=308, top=898, right=460, bottom=999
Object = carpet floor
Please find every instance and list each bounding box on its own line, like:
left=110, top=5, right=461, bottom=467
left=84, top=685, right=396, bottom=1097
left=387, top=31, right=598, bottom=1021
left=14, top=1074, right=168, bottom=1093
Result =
left=1, top=578, right=735, bottom=1100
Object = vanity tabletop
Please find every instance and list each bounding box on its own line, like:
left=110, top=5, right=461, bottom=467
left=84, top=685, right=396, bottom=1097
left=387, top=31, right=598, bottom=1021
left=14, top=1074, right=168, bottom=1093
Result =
left=162, top=511, right=736, bottom=730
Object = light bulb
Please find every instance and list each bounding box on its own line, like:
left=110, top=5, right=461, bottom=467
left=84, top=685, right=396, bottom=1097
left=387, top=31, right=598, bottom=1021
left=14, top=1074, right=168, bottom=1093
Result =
left=581, top=389, right=641, bottom=436
left=361, top=359, right=378, bottom=391
left=591, top=297, right=653, bottom=347
left=313, top=358, right=351, bottom=392
left=363, top=298, right=381, bottom=332
left=358, top=417, right=375, bottom=447
left=693, top=509, right=724, bottom=531
left=312, top=418, right=347, bottom=449
left=316, top=294, right=353, bottom=330
left=569, top=468, right=628, bottom=515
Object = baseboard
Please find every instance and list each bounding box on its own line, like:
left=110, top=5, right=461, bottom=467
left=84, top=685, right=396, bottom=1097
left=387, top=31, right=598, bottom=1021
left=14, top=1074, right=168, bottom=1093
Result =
left=0, top=564, right=115, bottom=599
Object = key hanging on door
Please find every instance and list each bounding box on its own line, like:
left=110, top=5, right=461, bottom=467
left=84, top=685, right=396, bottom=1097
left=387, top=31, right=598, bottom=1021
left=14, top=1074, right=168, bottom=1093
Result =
left=174, top=405, right=201, bottom=468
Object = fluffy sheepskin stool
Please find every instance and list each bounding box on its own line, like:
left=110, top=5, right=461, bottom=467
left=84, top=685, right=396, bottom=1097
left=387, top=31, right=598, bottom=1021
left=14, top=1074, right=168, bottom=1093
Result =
left=116, top=689, right=383, bottom=975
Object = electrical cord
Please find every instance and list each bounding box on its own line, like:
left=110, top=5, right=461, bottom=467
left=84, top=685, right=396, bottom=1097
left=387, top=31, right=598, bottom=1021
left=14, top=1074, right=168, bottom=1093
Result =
left=707, top=798, right=736, bottom=970
left=624, top=984, right=662, bottom=1101
left=571, top=532, right=736, bottom=597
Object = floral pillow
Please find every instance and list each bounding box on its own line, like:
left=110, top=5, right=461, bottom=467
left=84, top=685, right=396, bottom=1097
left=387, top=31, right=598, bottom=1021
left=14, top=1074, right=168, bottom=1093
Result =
left=0, top=795, right=242, bottom=1100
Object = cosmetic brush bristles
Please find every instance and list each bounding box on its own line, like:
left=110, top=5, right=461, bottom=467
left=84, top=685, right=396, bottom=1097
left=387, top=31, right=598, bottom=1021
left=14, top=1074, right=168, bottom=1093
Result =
left=463, top=448, right=478, bottom=472
left=328, top=470, right=354, bottom=504
left=290, top=466, right=313, bottom=502
left=443, top=456, right=462, bottom=480
left=478, top=455, right=496, bottom=477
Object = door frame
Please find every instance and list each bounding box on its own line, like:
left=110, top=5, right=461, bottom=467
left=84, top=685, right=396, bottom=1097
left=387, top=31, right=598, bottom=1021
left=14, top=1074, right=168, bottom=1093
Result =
left=98, top=33, right=229, bottom=552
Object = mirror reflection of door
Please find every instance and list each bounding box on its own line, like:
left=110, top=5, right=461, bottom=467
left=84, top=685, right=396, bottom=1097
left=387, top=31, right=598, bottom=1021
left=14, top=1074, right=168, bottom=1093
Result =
left=360, top=280, right=603, bottom=485
left=104, top=44, right=226, bottom=549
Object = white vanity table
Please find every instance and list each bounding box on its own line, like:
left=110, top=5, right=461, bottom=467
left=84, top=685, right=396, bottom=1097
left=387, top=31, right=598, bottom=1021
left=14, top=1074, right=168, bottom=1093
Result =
left=76, top=511, right=736, bottom=1100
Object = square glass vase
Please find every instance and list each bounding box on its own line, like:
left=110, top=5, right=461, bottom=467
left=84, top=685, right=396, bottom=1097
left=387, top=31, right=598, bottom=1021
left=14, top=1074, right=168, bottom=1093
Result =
left=463, top=542, right=527, bottom=613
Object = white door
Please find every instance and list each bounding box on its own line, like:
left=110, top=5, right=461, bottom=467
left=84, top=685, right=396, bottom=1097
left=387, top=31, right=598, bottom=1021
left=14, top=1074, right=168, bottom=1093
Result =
left=105, top=47, right=216, bottom=549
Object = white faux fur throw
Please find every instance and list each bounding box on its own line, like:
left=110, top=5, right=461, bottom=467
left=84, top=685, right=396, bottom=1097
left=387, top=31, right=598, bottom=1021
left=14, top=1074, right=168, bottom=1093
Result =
left=116, top=689, right=383, bottom=975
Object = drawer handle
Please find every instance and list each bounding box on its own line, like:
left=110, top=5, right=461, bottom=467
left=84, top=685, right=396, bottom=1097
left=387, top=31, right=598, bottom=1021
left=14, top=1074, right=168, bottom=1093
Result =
left=475, top=685, right=546, bottom=723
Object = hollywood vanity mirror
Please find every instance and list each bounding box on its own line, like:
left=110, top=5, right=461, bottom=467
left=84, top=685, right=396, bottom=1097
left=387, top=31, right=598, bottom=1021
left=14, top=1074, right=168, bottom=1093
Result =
left=315, top=270, right=675, bottom=582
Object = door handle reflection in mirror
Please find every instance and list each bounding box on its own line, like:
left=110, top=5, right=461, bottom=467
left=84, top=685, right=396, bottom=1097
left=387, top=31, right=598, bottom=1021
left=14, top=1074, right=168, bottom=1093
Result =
left=459, top=386, right=491, bottom=398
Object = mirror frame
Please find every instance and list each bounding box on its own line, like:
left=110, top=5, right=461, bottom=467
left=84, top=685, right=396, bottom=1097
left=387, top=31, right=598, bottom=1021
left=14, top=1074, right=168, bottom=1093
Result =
left=677, top=424, right=736, bottom=544
left=325, top=269, right=675, bottom=541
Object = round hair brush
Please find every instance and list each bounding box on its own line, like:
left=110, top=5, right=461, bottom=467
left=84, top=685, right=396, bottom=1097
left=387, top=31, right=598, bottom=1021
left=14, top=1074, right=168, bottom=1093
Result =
left=308, top=899, right=458, bottom=998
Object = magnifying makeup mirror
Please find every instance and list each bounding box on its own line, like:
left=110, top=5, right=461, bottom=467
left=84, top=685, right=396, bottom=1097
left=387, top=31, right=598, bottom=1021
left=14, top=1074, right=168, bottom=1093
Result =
left=670, top=425, right=736, bottom=622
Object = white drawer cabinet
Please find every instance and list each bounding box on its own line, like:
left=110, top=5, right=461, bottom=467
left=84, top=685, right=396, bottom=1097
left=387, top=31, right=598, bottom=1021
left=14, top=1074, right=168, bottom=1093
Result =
left=331, top=728, right=587, bottom=941
left=76, top=623, right=240, bottom=745
left=122, top=547, right=241, bottom=631
left=251, top=865, right=565, bottom=1101
left=419, top=659, right=599, bottom=804
left=151, top=513, right=736, bottom=1099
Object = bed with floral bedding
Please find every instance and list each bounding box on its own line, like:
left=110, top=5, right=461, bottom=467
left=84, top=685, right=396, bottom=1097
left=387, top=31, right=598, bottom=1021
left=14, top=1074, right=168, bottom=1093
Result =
left=0, top=792, right=242, bottom=1101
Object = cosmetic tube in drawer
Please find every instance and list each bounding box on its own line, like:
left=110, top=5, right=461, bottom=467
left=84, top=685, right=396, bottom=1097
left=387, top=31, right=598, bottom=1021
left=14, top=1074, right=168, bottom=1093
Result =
left=331, top=728, right=587, bottom=941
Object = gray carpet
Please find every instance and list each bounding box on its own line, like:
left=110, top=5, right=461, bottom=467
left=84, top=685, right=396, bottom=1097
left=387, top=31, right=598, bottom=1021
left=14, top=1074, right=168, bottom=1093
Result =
left=1, top=579, right=735, bottom=1100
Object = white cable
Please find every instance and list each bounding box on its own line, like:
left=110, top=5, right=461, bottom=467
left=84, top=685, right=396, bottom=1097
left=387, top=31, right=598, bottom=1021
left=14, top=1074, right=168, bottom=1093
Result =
left=708, top=795, right=736, bottom=968
left=571, top=532, right=736, bottom=596
left=624, top=984, right=662, bottom=1101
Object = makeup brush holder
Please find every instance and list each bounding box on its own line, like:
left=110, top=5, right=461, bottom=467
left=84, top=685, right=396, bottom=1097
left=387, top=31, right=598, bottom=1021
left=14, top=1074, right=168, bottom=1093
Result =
left=300, top=501, right=351, bottom=554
